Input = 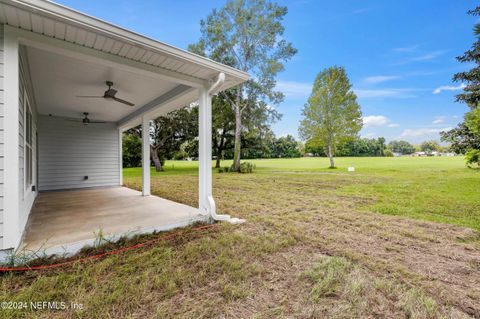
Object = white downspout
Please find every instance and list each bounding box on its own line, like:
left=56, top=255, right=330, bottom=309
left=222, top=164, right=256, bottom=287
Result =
left=205, top=73, right=230, bottom=221
left=199, top=73, right=244, bottom=224
left=207, top=72, right=225, bottom=95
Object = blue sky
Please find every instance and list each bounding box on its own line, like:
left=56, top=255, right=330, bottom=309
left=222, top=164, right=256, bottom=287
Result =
left=57, top=0, right=477, bottom=144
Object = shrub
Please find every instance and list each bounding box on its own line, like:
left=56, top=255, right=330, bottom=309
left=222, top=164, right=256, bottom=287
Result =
left=465, top=149, right=480, bottom=167
left=217, top=167, right=230, bottom=173
left=230, top=162, right=256, bottom=173
left=384, top=149, right=394, bottom=157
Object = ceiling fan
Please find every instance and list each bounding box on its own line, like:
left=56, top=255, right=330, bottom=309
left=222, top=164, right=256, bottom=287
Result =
left=49, top=112, right=106, bottom=126
left=76, top=81, right=135, bottom=106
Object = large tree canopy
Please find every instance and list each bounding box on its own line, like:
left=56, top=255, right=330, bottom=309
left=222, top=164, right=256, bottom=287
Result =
left=387, top=140, right=415, bottom=155
left=453, top=7, right=480, bottom=108
left=442, top=6, right=480, bottom=158
left=124, top=108, right=198, bottom=172
left=189, top=0, right=296, bottom=171
left=299, top=66, right=363, bottom=168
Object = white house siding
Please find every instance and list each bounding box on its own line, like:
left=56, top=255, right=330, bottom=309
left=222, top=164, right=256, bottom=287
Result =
left=0, top=24, right=4, bottom=248
left=38, top=115, right=119, bottom=191
left=18, top=45, right=37, bottom=234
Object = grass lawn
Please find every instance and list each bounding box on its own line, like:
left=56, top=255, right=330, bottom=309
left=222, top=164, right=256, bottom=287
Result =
left=125, top=156, right=480, bottom=230
left=1, top=156, right=480, bottom=318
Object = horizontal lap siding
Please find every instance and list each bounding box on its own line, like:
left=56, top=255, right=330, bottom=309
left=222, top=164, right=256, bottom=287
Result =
left=38, top=115, right=119, bottom=191
left=0, top=24, right=4, bottom=248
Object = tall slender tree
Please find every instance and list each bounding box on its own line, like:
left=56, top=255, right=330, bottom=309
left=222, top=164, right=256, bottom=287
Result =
left=190, top=0, right=296, bottom=171
left=299, top=66, right=363, bottom=168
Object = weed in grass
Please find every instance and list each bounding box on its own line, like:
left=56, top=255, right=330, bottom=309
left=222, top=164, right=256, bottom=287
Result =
left=305, top=256, right=352, bottom=299
left=399, top=288, right=439, bottom=319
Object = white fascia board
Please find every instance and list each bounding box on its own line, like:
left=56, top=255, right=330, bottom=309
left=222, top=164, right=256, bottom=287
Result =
left=2, top=0, right=250, bottom=83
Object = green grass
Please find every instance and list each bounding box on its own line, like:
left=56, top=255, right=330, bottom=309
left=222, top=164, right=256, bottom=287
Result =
left=125, top=156, right=480, bottom=231
left=1, top=156, right=479, bottom=318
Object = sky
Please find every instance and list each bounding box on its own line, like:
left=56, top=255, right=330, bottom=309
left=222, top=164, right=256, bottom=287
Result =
left=56, top=0, right=478, bottom=144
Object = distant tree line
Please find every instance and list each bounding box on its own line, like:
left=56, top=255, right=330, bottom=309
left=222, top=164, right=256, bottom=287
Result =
left=122, top=108, right=453, bottom=169
left=122, top=109, right=303, bottom=169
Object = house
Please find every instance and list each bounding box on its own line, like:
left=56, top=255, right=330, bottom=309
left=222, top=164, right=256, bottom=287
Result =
left=0, top=0, right=249, bottom=260
left=412, top=151, right=427, bottom=157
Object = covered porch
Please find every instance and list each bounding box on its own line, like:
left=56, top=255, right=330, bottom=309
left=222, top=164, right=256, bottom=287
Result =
left=0, top=0, right=248, bottom=254
left=20, top=187, right=206, bottom=256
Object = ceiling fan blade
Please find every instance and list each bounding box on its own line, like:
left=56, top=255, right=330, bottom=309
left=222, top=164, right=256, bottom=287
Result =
left=49, top=114, right=82, bottom=121
left=89, top=120, right=107, bottom=124
left=112, top=96, right=135, bottom=106
left=76, top=95, right=104, bottom=98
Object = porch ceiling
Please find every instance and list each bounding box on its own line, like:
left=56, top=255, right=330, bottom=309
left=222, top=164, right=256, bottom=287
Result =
left=27, top=46, right=180, bottom=122
left=0, top=0, right=249, bottom=92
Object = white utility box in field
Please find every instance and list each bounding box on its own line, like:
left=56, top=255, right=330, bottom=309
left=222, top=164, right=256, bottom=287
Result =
left=348, top=167, right=355, bottom=172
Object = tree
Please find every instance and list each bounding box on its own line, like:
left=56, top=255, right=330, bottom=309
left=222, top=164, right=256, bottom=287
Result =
left=211, top=93, right=235, bottom=168
left=377, top=137, right=386, bottom=156
left=465, top=107, right=480, bottom=136
left=453, top=7, right=480, bottom=108
left=122, top=134, right=142, bottom=168
left=336, top=137, right=387, bottom=157
left=440, top=123, right=480, bottom=154
left=387, top=140, right=415, bottom=155
left=420, top=140, right=440, bottom=153
left=125, top=107, right=198, bottom=171
left=190, top=0, right=296, bottom=171
left=442, top=6, right=480, bottom=160
left=272, top=135, right=302, bottom=158
left=299, top=66, right=363, bottom=168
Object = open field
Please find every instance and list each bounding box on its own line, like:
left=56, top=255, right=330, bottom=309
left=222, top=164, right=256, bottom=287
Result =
left=124, top=156, right=480, bottom=230
left=1, top=156, right=480, bottom=318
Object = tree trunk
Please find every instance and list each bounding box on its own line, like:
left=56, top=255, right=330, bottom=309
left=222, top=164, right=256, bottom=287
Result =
left=150, top=146, right=163, bottom=172
left=327, top=143, right=335, bottom=168
left=215, top=130, right=226, bottom=168
left=233, top=105, right=242, bottom=171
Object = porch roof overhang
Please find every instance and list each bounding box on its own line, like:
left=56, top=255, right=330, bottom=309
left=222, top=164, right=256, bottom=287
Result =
left=0, top=0, right=249, bottom=130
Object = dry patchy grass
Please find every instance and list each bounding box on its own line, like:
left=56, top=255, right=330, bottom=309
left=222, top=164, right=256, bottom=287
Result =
left=1, top=158, right=479, bottom=318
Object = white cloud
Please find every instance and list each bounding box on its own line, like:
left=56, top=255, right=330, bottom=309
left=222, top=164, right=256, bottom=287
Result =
left=401, top=127, right=452, bottom=138
left=362, top=132, right=377, bottom=138
left=432, top=83, right=466, bottom=94
left=392, top=45, right=420, bottom=53
left=363, top=75, right=400, bottom=84
left=354, top=88, right=418, bottom=98
left=388, top=123, right=399, bottom=128
left=394, top=50, right=446, bottom=65
left=432, top=116, right=445, bottom=124
left=363, top=115, right=389, bottom=127
left=275, top=80, right=311, bottom=98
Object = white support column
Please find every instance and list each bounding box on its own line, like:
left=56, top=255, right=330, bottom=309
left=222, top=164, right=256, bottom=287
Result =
left=198, top=87, right=213, bottom=215
left=3, top=27, right=20, bottom=249
left=118, top=128, right=123, bottom=186
left=141, top=117, right=150, bottom=196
